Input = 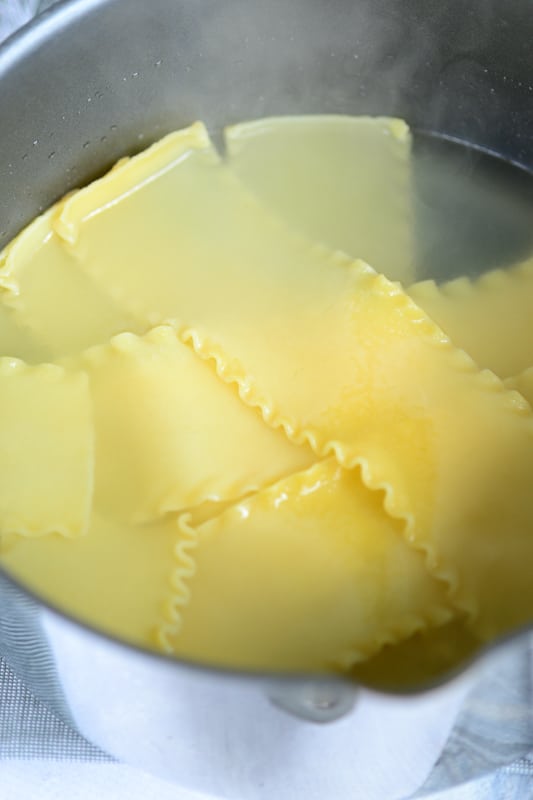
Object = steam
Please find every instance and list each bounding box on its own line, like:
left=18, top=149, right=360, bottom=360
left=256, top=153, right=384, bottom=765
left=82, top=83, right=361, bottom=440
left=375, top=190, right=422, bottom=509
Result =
left=172, top=0, right=500, bottom=150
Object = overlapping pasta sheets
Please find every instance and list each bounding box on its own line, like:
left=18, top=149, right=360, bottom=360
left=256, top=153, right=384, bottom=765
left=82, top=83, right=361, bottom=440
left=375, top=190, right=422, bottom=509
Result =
left=0, top=116, right=531, bottom=677
left=0, top=358, right=93, bottom=538
left=51, top=122, right=359, bottom=334
left=44, top=121, right=533, bottom=642
left=184, top=319, right=533, bottom=642
left=409, top=257, right=533, bottom=378
left=67, top=326, right=314, bottom=523
left=224, top=115, right=414, bottom=284
left=161, top=460, right=452, bottom=672
left=0, top=302, right=51, bottom=363
left=0, top=512, right=181, bottom=648
left=0, top=206, right=143, bottom=357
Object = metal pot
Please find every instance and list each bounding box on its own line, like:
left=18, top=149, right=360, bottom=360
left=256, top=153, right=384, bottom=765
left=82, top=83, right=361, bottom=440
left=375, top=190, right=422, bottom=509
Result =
left=0, top=0, right=532, bottom=794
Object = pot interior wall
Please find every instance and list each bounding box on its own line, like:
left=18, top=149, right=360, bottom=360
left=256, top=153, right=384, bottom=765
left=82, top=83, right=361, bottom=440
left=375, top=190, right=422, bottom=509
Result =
left=1, top=0, right=533, bottom=245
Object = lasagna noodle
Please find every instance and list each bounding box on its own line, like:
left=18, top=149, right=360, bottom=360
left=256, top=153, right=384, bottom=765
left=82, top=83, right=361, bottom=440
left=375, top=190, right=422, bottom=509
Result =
left=224, top=115, right=414, bottom=284
left=70, top=326, right=314, bottom=523
left=52, top=122, right=360, bottom=332
left=184, top=314, right=533, bottom=643
left=0, top=359, right=92, bottom=538
left=0, top=302, right=50, bottom=363
left=164, top=460, right=452, bottom=672
left=505, top=366, right=533, bottom=405
left=409, top=257, right=533, bottom=379
left=0, top=513, right=179, bottom=649
left=50, top=122, right=533, bottom=639
left=0, top=207, right=143, bottom=357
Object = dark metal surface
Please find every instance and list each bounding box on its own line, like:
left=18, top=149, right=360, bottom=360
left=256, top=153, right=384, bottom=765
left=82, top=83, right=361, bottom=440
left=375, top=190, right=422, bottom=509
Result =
left=0, top=0, right=533, bottom=247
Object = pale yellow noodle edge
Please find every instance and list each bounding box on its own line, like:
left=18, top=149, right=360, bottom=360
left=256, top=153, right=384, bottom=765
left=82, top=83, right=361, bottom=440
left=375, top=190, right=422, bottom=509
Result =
left=2, top=128, right=529, bottom=663
left=506, top=365, right=533, bottom=391
left=173, top=273, right=533, bottom=626
left=154, top=512, right=199, bottom=652
left=409, top=255, right=533, bottom=300
left=225, top=115, right=415, bottom=288
left=154, top=465, right=453, bottom=670
left=69, top=328, right=317, bottom=524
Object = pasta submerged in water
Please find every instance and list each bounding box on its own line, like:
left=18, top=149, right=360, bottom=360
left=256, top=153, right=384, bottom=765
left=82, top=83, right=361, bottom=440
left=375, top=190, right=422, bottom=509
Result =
left=0, top=116, right=532, bottom=684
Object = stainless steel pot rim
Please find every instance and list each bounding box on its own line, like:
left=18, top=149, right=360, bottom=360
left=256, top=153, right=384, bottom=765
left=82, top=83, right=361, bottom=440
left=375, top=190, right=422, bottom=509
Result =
left=0, top=0, right=531, bottom=698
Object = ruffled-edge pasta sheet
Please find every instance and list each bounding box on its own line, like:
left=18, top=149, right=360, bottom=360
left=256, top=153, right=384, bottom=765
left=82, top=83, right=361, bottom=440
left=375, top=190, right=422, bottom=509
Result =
left=0, top=206, right=143, bottom=357
left=159, top=460, right=452, bottom=672
left=65, top=326, right=314, bottom=523
left=409, top=256, right=533, bottom=379
left=224, top=115, right=414, bottom=285
left=0, top=359, right=93, bottom=538
left=505, top=367, right=533, bottom=405
left=181, top=292, right=533, bottom=642
left=0, top=512, right=180, bottom=649
left=45, top=122, right=533, bottom=641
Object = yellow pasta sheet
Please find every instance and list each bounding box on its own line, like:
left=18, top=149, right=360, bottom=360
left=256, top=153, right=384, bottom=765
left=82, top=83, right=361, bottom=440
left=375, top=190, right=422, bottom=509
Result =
left=71, top=326, right=314, bottom=523
left=505, top=367, right=533, bottom=405
left=0, top=208, right=143, bottom=357
left=225, top=116, right=414, bottom=284
left=52, top=123, right=359, bottom=334
left=0, top=513, right=178, bottom=648
left=0, top=359, right=92, bottom=538
left=185, top=293, right=533, bottom=641
left=409, top=257, right=533, bottom=379
left=164, top=460, right=451, bottom=672
left=49, top=123, right=533, bottom=640
left=0, top=302, right=50, bottom=362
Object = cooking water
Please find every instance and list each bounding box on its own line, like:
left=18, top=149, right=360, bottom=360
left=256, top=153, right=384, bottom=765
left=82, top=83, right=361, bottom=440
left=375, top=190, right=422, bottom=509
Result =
left=413, top=133, right=533, bottom=280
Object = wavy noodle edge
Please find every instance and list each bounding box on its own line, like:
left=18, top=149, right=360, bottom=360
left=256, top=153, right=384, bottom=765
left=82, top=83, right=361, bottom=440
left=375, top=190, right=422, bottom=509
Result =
left=154, top=460, right=455, bottom=670
left=154, top=512, right=200, bottom=653
left=0, top=520, right=89, bottom=541
left=333, top=603, right=453, bottom=671
left=505, top=365, right=533, bottom=391
left=63, top=326, right=315, bottom=527
left=180, top=314, right=529, bottom=626
left=0, top=356, right=84, bottom=381
left=135, top=475, right=297, bottom=527
left=409, top=255, right=533, bottom=301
